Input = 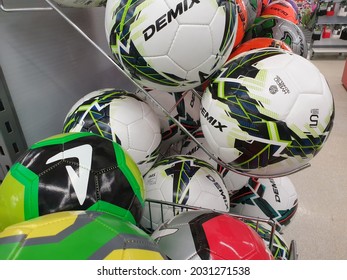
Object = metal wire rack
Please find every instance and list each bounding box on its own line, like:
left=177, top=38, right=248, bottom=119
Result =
left=144, top=198, right=298, bottom=260
left=0, top=0, right=299, bottom=260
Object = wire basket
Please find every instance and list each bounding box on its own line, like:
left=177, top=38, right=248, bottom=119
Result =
left=0, top=0, right=298, bottom=260
left=144, top=198, right=298, bottom=260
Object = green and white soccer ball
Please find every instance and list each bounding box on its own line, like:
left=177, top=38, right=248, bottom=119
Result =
left=200, top=48, right=334, bottom=176
left=63, top=89, right=161, bottom=175
left=105, top=0, right=238, bottom=92
left=140, top=155, right=230, bottom=231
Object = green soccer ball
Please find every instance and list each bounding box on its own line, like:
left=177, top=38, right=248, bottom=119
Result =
left=0, top=132, right=145, bottom=231
left=0, top=211, right=165, bottom=260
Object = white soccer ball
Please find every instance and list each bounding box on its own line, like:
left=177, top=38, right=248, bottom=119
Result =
left=52, top=0, right=106, bottom=7
left=181, top=129, right=250, bottom=192
left=229, top=176, right=298, bottom=232
left=200, top=48, right=335, bottom=176
left=105, top=0, right=238, bottom=92
left=140, top=155, right=230, bottom=231
left=63, top=88, right=162, bottom=175
left=136, top=88, right=201, bottom=155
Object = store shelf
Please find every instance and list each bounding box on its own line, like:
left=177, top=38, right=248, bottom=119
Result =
left=309, top=0, right=347, bottom=58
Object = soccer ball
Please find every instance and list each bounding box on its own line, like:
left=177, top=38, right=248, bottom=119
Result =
left=234, top=0, right=249, bottom=48
left=200, top=48, right=334, bottom=176
left=152, top=210, right=273, bottom=259
left=104, top=0, right=238, bottom=92
left=140, top=155, right=230, bottom=231
left=261, top=0, right=299, bottom=24
left=63, top=89, right=162, bottom=175
left=0, top=211, right=165, bottom=260
left=246, top=220, right=290, bottom=260
left=243, top=16, right=308, bottom=57
left=229, top=37, right=292, bottom=60
left=284, top=0, right=299, bottom=14
left=51, top=0, right=106, bottom=7
left=181, top=129, right=250, bottom=192
left=0, top=132, right=145, bottom=231
left=135, top=88, right=201, bottom=154
left=229, top=176, right=298, bottom=232
left=248, top=0, right=263, bottom=25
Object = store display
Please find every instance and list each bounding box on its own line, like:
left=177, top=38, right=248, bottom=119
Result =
left=309, top=0, right=347, bottom=57
left=63, top=89, right=162, bottom=175
left=327, top=1, right=336, bottom=15
left=0, top=0, right=338, bottom=261
left=337, top=0, right=347, bottom=16
left=0, top=132, right=145, bottom=231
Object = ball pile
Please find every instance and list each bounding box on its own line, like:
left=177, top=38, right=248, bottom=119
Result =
left=0, top=0, right=335, bottom=260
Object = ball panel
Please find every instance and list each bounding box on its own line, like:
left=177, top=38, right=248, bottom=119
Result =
left=0, top=164, right=36, bottom=231
left=169, top=25, right=212, bottom=71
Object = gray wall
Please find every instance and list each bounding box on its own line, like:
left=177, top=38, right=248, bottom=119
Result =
left=0, top=0, right=135, bottom=148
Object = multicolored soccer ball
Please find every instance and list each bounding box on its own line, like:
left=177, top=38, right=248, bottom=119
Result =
left=105, top=0, right=238, bottom=92
left=261, top=0, right=299, bottom=24
left=0, top=132, right=145, bottom=231
left=229, top=176, right=298, bottom=232
left=248, top=0, right=263, bottom=26
left=200, top=49, right=334, bottom=176
left=243, top=16, right=308, bottom=57
left=63, top=89, right=161, bottom=175
left=152, top=210, right=274, bottom=259
left=0, top=211, right=165, bottom=260
left=235, top=0, right=249, bottom=48
left=140, top=155, right=230, bottom=231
